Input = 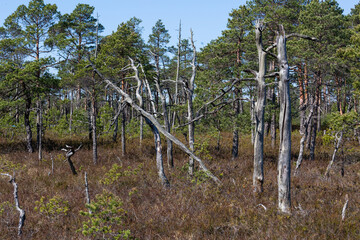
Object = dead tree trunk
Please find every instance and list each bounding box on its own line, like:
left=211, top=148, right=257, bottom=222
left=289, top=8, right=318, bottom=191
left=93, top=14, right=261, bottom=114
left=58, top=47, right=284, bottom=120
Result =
left=187, top=30, right=196, bottom=175
left=146, top=118, right=170, bottom=187
left=24, top=93, right=33, bottom=153
left=310, top=75, right=321, bottom=161
left=91, top=74, right=98, bottom=165
left=121, top=107, right=126, bottom=156
left=84, top=172, right=92, bottom=214
left=1, top=173, right=26, bottom=236
left=295, top=104, right=314, bottom=174
left=69, top=90, right=73, bottom=132
left=324, top=131, right=343, bottom=178
left=62, top=144, right=82, bottom=175
left=130, top=58, right=169, bottom=186
left=172, top=20, right=182, bottom=128
left=277, top=25, right=291, bottom=214
left=90, top=59, right=221, bottom=185
left=113, top=111, right=118, bottom=142
left=232, top=88, right=240, bottom=160
left=253, top=20, right=266, bottom=193
left=152, top=53, right=173, bottom=169
left=37, top=100, right=43, bottom=161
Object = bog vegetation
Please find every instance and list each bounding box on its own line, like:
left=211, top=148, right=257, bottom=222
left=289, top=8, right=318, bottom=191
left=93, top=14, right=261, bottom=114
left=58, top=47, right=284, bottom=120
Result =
left=0, top=0, right=360, bottom=239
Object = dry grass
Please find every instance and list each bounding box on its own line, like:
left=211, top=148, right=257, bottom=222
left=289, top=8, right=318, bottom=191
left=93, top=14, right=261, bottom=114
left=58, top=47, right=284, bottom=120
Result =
left=0, top=131, right=359, bottom=239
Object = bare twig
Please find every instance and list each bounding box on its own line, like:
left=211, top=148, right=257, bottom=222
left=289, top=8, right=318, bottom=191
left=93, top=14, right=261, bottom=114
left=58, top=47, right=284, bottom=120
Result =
left=256, top=204, right=267, bottom=211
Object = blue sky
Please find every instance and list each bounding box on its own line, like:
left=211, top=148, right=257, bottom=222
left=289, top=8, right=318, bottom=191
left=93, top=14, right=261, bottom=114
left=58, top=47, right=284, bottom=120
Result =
left=0, top=0, right=359, bottom=49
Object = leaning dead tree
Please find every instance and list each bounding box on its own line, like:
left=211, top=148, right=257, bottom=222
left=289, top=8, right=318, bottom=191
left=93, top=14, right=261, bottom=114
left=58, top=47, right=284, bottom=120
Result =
left=1, top=173, right=26, bottom=236
left=324, top=131, right=343, bottom=178
left=294, top=103, right=314, bottom=175
left=151, top=51, right=174, bottom=169
left=61, top=144, right=82, bottom=175
left=129, top=57, right=170, bottom=186
left=87, top=59, right=221, bottom=185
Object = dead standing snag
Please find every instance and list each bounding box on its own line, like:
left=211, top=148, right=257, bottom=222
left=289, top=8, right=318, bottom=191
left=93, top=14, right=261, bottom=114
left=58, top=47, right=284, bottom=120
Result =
left=87, top=59, right=221, bottom=185
left=61, top=144, right=82, bottom=175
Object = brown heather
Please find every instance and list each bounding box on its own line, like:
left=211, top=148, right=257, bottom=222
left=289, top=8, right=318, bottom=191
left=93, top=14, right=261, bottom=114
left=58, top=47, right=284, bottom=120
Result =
left=0, top=131, right=359, bottom=239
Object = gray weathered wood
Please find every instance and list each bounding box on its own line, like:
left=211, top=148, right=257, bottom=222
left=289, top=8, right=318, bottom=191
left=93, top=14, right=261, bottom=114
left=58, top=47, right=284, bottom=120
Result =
left=187, top=30, right=196, bottom=176
left=277, top=25, right=291, bottom=214
left=253, top=20, right=266, bottom=193
left=1, top=173, right=26, bottom=236
left=90, top=60, right=221, bottom=185
left=325, top=131, right=343, bottom=178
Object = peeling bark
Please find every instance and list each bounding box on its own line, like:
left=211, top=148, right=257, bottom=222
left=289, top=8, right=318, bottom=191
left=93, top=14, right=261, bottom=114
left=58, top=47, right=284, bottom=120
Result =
left=253, top=20, right=266, bottom=193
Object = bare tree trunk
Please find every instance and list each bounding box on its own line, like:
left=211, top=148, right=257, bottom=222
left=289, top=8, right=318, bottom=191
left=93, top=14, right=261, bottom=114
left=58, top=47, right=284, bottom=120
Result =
left=24, top=93, right=33, bottom=153
left=295, top=105, right=313, bottom=174
left=84, top=172, right=92, bottom=214
left=91, top=101, right=97, bottom=164
left=298, top=64, right=306, bottom=134
left=130, top=58, right=169, bottom=186
left=172, top=20, right=182, bottom=128
left=310, top=76, right=321, bottom=161
left=306, top=116, right=313, bottom=150
left=1, top=173, right=26, bottom=236
left=188, top=97, right=195, bottom=175
left=153, top=52, right=173, bottom=169
left=270, top=87, right=277, bottom=149
left=232, top=89, right=240, bottom=160
left=91, top=20, right=99, bottom=165
left=121, top=108, right=126, bottom=156
left=251, top=96, right=256, bottom=145
left=62, top=144, right=82, bottom=175
left=113, top=112, right=118, bottom=142
left=147, top=118, right=170, bottom=187
left=93, top=59, right=221, bottom=185
left=187, top=30, right=196, bottom=175
left=277, top=25, right=291, bottom=213
left=155, top=84, right=173, bottom=169
left=324, top=131, right=343, bottom=178
left=37, top=100, right=43, bottom=161
left=69, top=90, right=73, bottom=132
left=253, top=20, right=266, bottom=193
left=91, top=74, right=98, bottom=165
left=140, top=115, right=143, bottom=144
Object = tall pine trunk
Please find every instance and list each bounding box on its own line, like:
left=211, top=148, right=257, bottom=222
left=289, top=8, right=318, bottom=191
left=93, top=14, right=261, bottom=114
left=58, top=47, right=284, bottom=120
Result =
left=232, top=89, right=240, bottom=160
left=24, top=93, right=33, bottom=153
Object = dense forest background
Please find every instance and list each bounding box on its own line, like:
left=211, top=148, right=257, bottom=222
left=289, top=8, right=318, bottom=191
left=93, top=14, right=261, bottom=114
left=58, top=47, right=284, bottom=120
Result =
left=0, top=0, right=359, bottom=239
